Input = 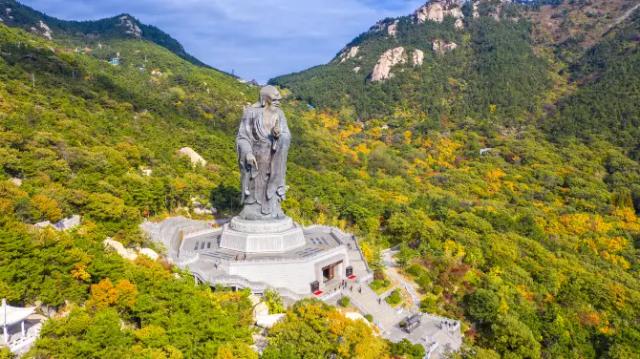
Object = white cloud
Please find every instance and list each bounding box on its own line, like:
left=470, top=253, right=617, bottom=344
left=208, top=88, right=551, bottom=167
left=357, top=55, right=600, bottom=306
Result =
left=21, top=0, right=425, bottom=82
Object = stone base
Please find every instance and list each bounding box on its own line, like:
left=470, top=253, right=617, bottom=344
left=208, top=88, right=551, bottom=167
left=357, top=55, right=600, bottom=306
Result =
left=219, top=216, right=306, bottom=253
left=229, top=216, right=294, bottom=233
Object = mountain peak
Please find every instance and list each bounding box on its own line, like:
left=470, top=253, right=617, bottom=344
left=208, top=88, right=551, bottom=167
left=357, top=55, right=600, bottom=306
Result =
left=0, top=1, right=207, bottom=66
left=116, top=13, right=142, bottom=38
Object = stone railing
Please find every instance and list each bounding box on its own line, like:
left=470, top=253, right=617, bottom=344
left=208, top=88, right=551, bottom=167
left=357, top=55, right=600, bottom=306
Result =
left=192, top=271, right=304, bottom=301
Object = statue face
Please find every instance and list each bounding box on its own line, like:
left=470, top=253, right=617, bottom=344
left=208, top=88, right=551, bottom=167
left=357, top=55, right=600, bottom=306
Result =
left=271, top=97, right=281, bottom=108
left=260, top=86, right=282, bottom=108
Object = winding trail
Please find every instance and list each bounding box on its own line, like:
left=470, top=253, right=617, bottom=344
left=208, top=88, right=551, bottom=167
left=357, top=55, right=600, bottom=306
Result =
left=381, top=248, right=422, bottom=311
left=607, top=2, right=640, bottom=32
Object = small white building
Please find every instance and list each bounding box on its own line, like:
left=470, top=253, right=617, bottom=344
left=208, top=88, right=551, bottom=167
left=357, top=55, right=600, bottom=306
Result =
left=1, top=299, right=42, bottom=355
left=34, top=215, right=81, bottom=231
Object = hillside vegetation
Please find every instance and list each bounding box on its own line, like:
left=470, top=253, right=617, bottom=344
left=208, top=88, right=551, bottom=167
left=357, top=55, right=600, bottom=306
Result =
left=271, top=0, right=640, bottom=358
left=0, top=0, right=639, bottom=358
left=0, top=10, right=405, bottom=359
left=0, top=0, right=206, bottom=66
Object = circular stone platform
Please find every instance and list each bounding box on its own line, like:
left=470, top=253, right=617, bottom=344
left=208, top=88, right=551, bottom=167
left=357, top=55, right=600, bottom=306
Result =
left=219, top=216, right=306, bottom=253
left=229, top=216, right=294, bottom=233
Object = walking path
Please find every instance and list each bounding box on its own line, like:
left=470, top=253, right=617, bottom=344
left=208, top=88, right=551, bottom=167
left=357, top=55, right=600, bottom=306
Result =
left=382, top=249, right=422, bottom=310
left=329, top=249, right=463, bottom=359
left=608, top=2, right=640, bottom=33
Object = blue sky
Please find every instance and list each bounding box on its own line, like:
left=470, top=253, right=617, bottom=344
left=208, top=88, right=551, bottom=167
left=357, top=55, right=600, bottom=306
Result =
left=20, top=0, right=426, bottom=82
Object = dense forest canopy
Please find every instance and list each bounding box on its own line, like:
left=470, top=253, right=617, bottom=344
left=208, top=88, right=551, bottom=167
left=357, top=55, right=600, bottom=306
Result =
left=0, top=0, right=639, bottom=358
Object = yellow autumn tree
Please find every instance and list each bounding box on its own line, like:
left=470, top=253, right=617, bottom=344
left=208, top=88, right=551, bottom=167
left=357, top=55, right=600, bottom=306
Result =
left=31, top=193, right=63, bottom=222
left=87, top=278, right=138, bottom=311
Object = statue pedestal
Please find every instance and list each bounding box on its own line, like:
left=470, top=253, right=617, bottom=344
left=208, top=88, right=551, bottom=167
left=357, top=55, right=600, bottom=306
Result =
left=218, top=216, right=306, bottom=253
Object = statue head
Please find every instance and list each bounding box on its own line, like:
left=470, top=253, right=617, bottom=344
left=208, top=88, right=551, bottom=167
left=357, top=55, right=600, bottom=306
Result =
left=259, top=85, right=282, bottom=108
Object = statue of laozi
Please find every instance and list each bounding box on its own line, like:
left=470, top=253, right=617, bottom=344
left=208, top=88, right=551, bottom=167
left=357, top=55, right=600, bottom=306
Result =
left=236, top=86, right=291, bottom=220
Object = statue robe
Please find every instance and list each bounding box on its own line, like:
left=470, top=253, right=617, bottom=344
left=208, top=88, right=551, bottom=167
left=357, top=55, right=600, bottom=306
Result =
left=236, top=104, right=291, bottom=219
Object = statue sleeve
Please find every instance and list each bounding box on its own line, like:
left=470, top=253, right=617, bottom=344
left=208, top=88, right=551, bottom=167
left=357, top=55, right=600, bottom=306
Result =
left=267, top=110, right=290, bottom=200
left=279, top=110, right=291, bottom=148
left=236, top=108, right=253, bottom=164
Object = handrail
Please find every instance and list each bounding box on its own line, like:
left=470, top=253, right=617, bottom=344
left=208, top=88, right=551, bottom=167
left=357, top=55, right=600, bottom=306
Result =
left=350, top=234, right=372, bottom=274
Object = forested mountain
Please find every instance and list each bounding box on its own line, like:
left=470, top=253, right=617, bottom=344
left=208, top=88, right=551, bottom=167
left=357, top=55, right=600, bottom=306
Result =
left=546, top=9, right=640, bottom=159
left=271, top=0, right=551, bottom=121
left=0, top=3, right=392, bottom=358
left=269, top=0, right=640, bottom=358
left=0, top=0, right=207, bottom=66
left=0, top=0, right=639, bottom=358
left=271, top=0, right=640, bottom=153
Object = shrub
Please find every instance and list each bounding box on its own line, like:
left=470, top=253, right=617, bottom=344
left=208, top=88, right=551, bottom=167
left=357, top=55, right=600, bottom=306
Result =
left=385, top=289, right=402, bottom=306
left=338, top=296, right=351, bottom=307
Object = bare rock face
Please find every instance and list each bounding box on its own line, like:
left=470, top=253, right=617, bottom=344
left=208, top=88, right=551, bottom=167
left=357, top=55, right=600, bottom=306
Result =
left=10, top=177, right=22, bottom=187
left=339, top=46, right=360, bottom=63
left=470, top=0, right=512, bottom=21
left=370, top=20, right=386, bottom=32
left=371, top=47, right=407, bottom=82
left=387, top=20, right=399, bottom=37
left=432, top=39, right=458, bottom=55
left=414, top=0, right=464, bottom=24
left=178, top=147, right=207, bottom=167
left=454, top=18, right=464, bottom=29
left=491, top=0, right=513, bottom=21
left=30, top=20, right=52, bottom=40
left=119, top=15, right=142, bottom=38
left=412, top=49, right=425, bottom=66
left=353, top=66, right=361, bottom=73
left=1, top=7, right=14, bottom=22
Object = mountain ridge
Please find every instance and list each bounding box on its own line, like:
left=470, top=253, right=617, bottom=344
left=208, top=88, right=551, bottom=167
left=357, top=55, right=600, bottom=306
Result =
left=0, top=0, right=209, bottom=68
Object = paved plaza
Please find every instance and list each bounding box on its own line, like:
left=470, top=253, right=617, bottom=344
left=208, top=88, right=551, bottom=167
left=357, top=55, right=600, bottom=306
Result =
left=326, top=249, right=462, bottom=359
left=143, top=217, right=461, bottom=358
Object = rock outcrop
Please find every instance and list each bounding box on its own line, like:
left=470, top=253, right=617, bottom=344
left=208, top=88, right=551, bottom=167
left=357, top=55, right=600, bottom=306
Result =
left=490, top=0, right=513, bottom=21
left=414, top=0, right=464, bottom=24
left=412, top=49, right=425, bottom=66
left=104, top=238, right=138, bottom=261
left=104, top=238, right=160, bottom=261
left=10, top=177, right=22, bottom=187
left=387, top=20, right=399, bottom=37
left=2, top=7, right=14, bottom=22
left=339, top=46, right=359, bottom=63
left=139, top=248, right=160, bottom=261
left=432, top=40, right=458, bottom=55
left=119, top=15, right=142, bottom=38
left=178, top=147, right=207, bottom=166
left=30, top=20, right=52, bottom=40
left=371, top=47, right=407, bottom=82
left=140, top=167, right=153, bottom=176
left=469, top=0, right=512, bottom=21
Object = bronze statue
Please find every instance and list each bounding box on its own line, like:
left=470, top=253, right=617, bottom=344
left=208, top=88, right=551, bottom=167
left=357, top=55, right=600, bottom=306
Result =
left=236, top=86, right=291, bottom=220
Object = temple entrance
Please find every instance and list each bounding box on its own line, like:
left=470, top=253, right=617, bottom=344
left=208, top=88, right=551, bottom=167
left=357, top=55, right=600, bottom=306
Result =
left=322, top=261, right=342, bottom=283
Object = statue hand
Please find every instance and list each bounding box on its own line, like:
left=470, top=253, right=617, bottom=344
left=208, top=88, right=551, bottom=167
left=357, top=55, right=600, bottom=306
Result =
left=272, top=124, right=281, bottom=139
left=246, top=153, right=258, bottom=170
